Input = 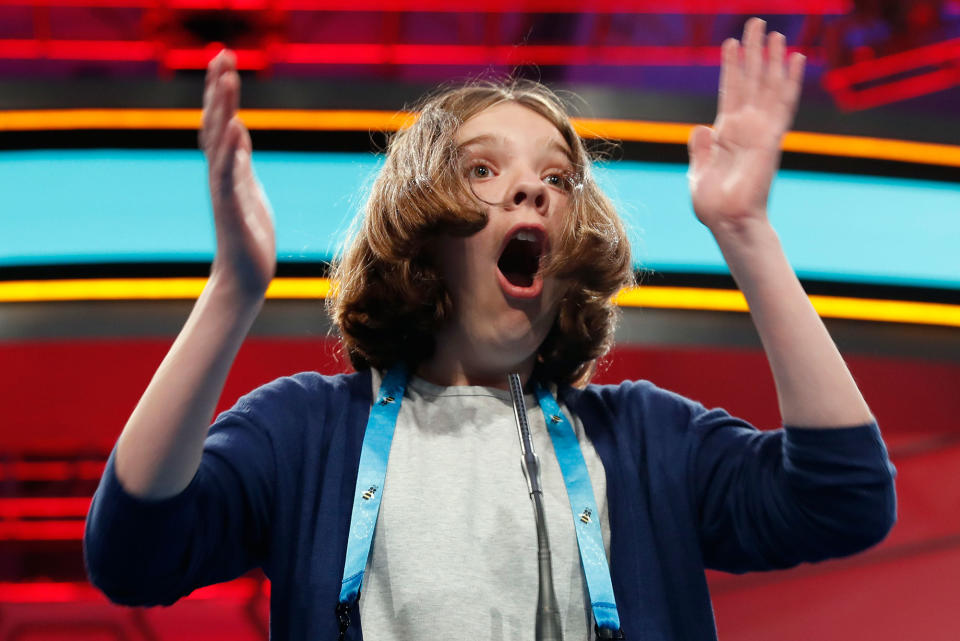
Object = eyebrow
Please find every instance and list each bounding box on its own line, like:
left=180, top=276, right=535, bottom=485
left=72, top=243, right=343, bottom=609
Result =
left=548, top=140, right=576, bottom=164
left=457, top=134, right=575, bottom=164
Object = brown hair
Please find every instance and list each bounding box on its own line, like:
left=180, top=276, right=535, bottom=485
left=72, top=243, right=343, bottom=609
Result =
left=327, top=79, right=634, bottom=387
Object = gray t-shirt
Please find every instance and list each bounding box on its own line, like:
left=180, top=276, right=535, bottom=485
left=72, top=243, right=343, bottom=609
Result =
left=359, top=372, right=611, bottom=640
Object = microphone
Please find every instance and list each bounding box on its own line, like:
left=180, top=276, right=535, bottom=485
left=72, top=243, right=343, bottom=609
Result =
left=508, top=373, right=564, bottom=641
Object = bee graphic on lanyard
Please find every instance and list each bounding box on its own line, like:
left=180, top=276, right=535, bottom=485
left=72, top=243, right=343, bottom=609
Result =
left=362, top=485, right=378, bottom=501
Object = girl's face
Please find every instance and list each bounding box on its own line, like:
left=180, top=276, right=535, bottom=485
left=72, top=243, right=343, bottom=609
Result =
left=432, top=101, right=574, bottom=378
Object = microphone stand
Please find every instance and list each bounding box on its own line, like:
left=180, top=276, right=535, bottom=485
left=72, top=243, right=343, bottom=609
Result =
left=508, top=373, right=564, bottom=641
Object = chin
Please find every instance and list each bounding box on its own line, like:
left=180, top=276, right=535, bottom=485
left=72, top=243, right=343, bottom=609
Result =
left=486, top=313, right=552, bottom=359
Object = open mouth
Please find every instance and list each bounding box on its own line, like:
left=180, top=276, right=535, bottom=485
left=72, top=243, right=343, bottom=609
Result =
left=497, top=227, right=546, bottom=292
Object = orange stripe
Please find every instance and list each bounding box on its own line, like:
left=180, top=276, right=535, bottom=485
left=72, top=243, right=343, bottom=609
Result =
left=1, top=109, right=958, bottom=167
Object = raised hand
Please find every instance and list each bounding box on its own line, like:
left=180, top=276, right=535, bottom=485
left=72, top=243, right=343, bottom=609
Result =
left=687, top=18, right=805, bottom=236
left=201, top=50, right=276, bottom=301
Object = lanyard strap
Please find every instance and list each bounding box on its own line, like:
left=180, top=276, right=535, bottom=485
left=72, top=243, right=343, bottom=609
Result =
left=338, top=364, right=622, bottom=637
left=534, top=383, right=622, bottom=636
left=338, top=362, right=407, bottom=605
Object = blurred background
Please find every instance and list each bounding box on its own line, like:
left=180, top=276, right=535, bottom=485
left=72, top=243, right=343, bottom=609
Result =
left=1, top=1, right=959, bottom=639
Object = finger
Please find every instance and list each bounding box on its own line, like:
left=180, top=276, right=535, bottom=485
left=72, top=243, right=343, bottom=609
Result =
left=233, top=130, right=268, bottom=228
left=228, top=67, right=240, bottom=119
left=201, top=50, right=237, bottom=150
left=213, top=49, right=237, bottom=88
left=760, top=31, right=787, bottom=114
left=687, top=125, right=713, bottom=176
left=742, top=17, right=765, bottom=102
left=205, top=69, right=240, bottom=159
left=203, top=51, right=221, bottom=108
left=231, top=122, right=275, bottom=246
left=202, top=51, right=227, bottom=144
left=783, top=51, right=806, bottom=110
left=234, top=136, right=254, bottom=211
left=718, top=37, right=741, bottom=116
left=220, top=69, right=241, bottom=140
left=234, top=144, right=276, bottom=260
left=767, top=31, right=786, bottom=88
left=201, top=55, right=218, bottom=149
left=236, top=118, right=253, bottom=155
left=232, top=119, right=256, bottom=202
left=213, top=116, right=244, bottom=203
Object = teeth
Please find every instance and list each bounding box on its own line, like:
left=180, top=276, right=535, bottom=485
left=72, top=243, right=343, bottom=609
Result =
left=513, top=230, right=538, bottom=243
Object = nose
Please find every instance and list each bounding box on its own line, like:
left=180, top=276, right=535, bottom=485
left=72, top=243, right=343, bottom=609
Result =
left=508, top=180, right=548, bottom=215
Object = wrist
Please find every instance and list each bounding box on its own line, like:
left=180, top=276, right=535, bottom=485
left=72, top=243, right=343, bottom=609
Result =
left=204, top=269, right=268, bottom=317
left=709, top=215, right=777, bottom=251
left=709, top=217, right=794, bottom=293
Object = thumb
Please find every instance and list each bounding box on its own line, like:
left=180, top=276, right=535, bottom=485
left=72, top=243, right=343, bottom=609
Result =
left=687, top=125, right=713, bottom=175
left=231, top=123, right=256, bottom=201
left=236, top=119, right=253, bottom=155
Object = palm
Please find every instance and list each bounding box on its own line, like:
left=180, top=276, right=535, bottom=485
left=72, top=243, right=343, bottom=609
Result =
left=201, top=51, right=276, bottom=299
left=688, top=19, right=805, bottom=232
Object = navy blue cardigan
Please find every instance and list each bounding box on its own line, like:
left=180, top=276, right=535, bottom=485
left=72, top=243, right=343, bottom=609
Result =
left=84, top=370, right=896, bottom=640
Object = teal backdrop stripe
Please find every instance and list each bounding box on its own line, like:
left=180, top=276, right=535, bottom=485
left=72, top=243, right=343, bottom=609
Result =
left=2, top=149, right=958, bottom=289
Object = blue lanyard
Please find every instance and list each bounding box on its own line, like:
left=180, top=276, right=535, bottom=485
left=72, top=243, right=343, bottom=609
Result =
left=533, top=382, right=622, bottom=636
left=338, top=362, right=408, bottom=606
left=337, top=364, right=623, bottom=637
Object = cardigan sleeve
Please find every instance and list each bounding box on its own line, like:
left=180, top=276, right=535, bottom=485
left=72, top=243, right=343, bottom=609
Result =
left=691, top=406, right=897, bottom=573
left=83, top=393, right=278, bottom=606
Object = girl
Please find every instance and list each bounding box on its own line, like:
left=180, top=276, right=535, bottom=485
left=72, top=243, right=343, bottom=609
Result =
left=84, top=18, right=896, bottom=641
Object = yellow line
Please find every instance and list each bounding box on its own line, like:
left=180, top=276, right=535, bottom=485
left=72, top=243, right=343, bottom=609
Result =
left=615, top=286, right=960, bottom=327
left=806, top=294, right=960, bottom=327
left=2, top=109, right=959, bottom=168
left=2, top=278, right=958, bottom=327
left=0, top=278, right=208, bottom=301
left=616, top=285, right=749, bottom=311
left=266, top=278, right=331, bottom=299
left=0, top=278, right=330, bottom=301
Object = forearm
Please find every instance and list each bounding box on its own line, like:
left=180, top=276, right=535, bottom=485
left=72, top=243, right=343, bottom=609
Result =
left=712, top=218, right=873, bottom=428
left=115, top=275, right=264, bottom=499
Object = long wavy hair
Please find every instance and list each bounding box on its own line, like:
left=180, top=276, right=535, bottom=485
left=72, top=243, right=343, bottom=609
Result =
left=327, top=80, right=634, bottom=387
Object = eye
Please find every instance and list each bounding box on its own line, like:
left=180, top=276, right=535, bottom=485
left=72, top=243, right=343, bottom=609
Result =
left=544, top=172, right=572, bottom=191
left=468, top=163, right=492, bottom=179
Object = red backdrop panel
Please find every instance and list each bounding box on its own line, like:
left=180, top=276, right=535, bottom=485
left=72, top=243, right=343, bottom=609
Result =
left=0, top=337, right=954, bottom=452
left=1, top=335, right=958, bottom=641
